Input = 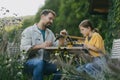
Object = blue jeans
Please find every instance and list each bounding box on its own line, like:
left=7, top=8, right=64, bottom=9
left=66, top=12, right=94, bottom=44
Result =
left=24, top=58, right=61, bottom=80
left=77, top=57, right=106, bottom=79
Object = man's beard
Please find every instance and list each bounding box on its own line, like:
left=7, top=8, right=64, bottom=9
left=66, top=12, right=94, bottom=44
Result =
left=45, top=22, right=52, bottom=28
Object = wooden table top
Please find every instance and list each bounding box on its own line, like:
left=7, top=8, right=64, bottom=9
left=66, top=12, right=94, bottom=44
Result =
left=45, top=47, right=83, bottom=50
left=45, top=47, right=89, bottom=54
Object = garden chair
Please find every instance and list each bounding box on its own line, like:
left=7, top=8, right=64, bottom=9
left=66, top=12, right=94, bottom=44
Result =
left=111, top=39, right=120, bottom=60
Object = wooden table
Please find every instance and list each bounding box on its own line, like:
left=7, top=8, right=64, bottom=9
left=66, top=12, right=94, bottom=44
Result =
left=45, top=47, right=89, bottom=54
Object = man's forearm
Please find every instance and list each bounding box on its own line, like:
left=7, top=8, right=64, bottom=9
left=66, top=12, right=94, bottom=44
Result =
left=30, top=44, right=42, bottom=51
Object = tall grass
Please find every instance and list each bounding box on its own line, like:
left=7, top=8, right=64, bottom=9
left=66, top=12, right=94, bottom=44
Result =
left=0, top=27, right=27, bottom=80
left=50, top=49, right=120, bottom=80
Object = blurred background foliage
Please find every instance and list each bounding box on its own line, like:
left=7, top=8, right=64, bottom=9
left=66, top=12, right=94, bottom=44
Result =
left=0, top=0, right=120, bottom=80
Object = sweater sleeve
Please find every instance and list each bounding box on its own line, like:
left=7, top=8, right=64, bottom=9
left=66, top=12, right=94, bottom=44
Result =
left=20, top=28, right=32, bottom=52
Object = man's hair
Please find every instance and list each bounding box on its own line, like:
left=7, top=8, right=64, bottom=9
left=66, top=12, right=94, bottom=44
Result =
left=40, top=9, right=56, bottom=17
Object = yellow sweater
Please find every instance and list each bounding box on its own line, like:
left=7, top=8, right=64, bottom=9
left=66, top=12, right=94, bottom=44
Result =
left=85, top=32, right=105, bottom=57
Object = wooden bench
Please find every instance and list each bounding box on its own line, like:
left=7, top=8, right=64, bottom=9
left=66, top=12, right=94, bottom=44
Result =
left=111, top=39, right=120, bottom=59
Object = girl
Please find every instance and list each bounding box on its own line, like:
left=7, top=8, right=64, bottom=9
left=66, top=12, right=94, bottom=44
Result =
left=79, top=19, right=105, bottom=57
left=77, top=19, right=106, bottom=79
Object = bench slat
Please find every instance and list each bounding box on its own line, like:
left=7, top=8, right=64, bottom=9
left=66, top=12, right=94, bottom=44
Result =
left=111, top=39, right=120, bottom=59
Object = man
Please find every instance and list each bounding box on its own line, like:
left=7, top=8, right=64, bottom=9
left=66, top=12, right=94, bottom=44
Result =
left=20, top=9, right=61, bottom=80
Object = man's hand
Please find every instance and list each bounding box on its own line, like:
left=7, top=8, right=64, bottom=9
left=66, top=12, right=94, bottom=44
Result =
left=31, top=41, right=52, bottom=50
left=60, top=29, right=68, bottom=36
left=40, top=41, right=52, bottom=48
left=58, top=29, right=68, bottom=46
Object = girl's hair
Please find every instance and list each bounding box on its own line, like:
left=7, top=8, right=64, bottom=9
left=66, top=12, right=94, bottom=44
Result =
left=79, top=19, right=99, bottom=32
